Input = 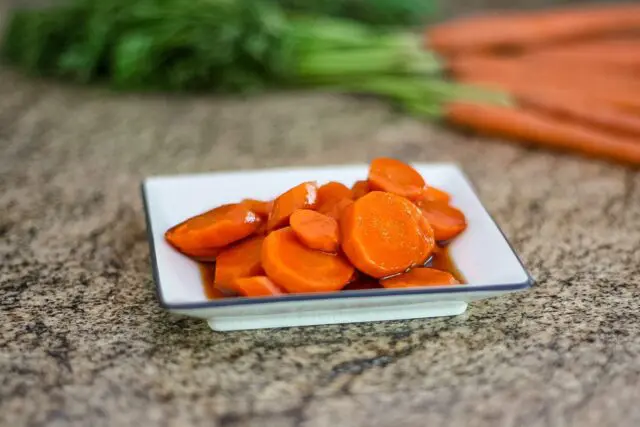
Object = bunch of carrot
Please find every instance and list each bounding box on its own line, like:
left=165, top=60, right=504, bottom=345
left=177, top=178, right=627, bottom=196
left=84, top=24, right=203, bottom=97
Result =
left=165, top=158, right=466, bottom=298
left=421, top=2, right=640, bottom=166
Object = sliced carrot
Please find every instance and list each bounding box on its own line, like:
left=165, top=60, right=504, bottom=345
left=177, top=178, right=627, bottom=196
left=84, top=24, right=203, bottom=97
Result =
left=351, top=180, right=370, bottom=200
left=341, top=191, right=435, bottom=278
left=318, top=198, right=354, bottom=221
left=317, top=182, right=353, bottom=207
left=165, top=204, right=261, bottom=258
left=214, top=236, right=264, bottom=289
left=254, top=221, right=269, bottom=236
left=419, top=186, right=451, bottom=204
left=242, top=199, right=273, bottom=219
left=262, top=227, right=355, bottom=293
left=368, top=158, right=425, bottom=200
left=417, top=200, right=467, bottom=241
left=316, top=181, right=354, bottom=220
left=177, top=247, right=222, bottom=262
left=232, top=276, right=284, bottom=297
left=207, top=286, right=227, bottom=299
left=381, top=268, right=459, bottom=288
left=267, top=182, right=318, bottom=231
left=290, top=209, right=340, bottom=253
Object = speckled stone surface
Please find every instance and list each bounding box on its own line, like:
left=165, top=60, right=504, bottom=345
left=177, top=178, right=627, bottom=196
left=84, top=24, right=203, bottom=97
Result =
left=2, top=54, right=640, bottom=427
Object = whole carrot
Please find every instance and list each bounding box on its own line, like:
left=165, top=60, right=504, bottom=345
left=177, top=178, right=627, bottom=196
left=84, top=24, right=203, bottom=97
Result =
left=448, top=56, right=640, bottom=95
left=457, top=73, right=640, bottom=114
left=445, top=102, right=640, bottom=166
left=522, top=38, right=640, bottom=71
left=448, top=64, right=640, bottom=132
left=518, top=93, right=640, bottom=137
left=426, top=3, right=640, bottom=55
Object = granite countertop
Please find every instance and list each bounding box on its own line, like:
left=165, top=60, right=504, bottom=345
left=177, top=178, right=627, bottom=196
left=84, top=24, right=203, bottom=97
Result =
left=1, top=64, right=640, bottom=427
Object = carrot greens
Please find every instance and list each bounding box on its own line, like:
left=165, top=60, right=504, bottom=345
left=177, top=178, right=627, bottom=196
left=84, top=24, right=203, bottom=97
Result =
left=1, top=0, right=441, bottom=93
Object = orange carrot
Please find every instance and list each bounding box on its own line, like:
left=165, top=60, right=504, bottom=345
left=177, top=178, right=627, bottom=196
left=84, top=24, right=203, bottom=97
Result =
left=522, top=39, right=640, bottom=72
left=232, top=276, right=284, bottom=297
left=368, top=157, right=426, bottom=200
left=445, top=102, right=640, bottom=166
left=458, top=73, right=640, bottom=115
left=316, top=181, right=353, bottom=219
left=416, top=200, right=467, bottom=241
left=317, top=182, right=353, bottom=207
left=214, top=236, right=264, bottom=289
left=381, top=268, right=459, bottom=288
left=165, top=204, right=262, bottom=259
left=242, top=199, right=273, bottom=219
left=341, top=191, right=435, bottom=278
left=418, top=186, right=451, bottom=204
left=290, top=209, right=340, bottom=253
left=177, top=247, right=222, bottom=263
left=254, top=221, right=269, bottom=236
left=318, top=198, right=354, bottom=221
left=267, top=181, right=318, bottom=231
left=426, top=3, right=640, bottom=55
left=351, top=180, right=370, bottom=199
left=449, top=56, right=640, bottom=95
left=262, top=227, right=354, bottom=293
left=518, top=92, right=640, bottom=137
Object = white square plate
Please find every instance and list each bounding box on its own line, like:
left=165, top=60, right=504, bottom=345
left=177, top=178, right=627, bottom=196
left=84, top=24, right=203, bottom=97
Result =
left=141, top=164, right=533, bottom=331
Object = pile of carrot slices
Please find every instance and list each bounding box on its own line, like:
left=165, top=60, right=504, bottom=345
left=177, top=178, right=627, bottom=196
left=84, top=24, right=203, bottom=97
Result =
left=165, top=158, right=467, bottom=298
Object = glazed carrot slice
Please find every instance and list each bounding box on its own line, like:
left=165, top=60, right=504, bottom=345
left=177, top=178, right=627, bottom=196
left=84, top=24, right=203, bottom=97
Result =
left=381, top=268, right=459, bottom=288
left=165, top=204, right=261, bottom=258
left=290, top=209, right=340, bottom=253
left=341, top=191, right=435, bottom=278
left=368, top=158, right=425, bottom=200
left=254, top=221, right=269, bottom=236
left=267, top=182, right=318, bottom=231
left=419, top=186, right=451, bottom=204
left=214, top=236, right=264, bottom=289
left=242, top=199, right=273, bottom=219
left=183, top=247, right=222, bottom=263
left=232, top=276, right=284, bottom=297
left=262, top=227, right=355, bottom=293
left=351, top=180, right=370, bottom=200
left=317, top=182, right=353, bottom=207
left=417, top=200, right=467, bottom=242
left=318, top=198, right=354, bottom=221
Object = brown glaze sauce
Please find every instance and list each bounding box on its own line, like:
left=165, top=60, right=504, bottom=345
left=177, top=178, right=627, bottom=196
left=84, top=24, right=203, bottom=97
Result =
left=429, top=244, right=465, bottom=283
left=199, top=244, right=464, bottom=300
left=199, top=263, right=226, bottom=299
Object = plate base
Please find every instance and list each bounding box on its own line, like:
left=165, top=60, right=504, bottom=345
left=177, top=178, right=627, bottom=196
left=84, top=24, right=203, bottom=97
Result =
left=207, top=301, right=468, bottom=331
